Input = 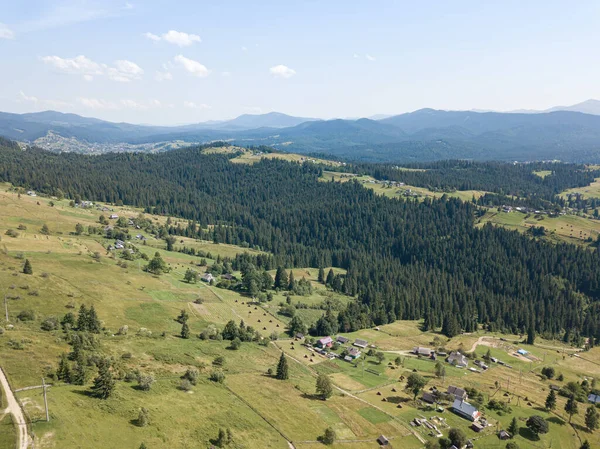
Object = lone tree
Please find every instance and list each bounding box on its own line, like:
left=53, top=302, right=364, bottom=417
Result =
left=40, top=223, right=50, bottom=235
left=508, top=416, right=519, bottom=437
left=184, top=269, right=198, bottom=284
left=145, top=252, right=170, bottom=275
left=274, top=267, right=288, bottom=289
left=434, top=361, right=446, bottom=379
left=320, top=427, right=336, bottom=445
left=90, top=359, right=116, bottom=399
left=585, top=405, right=599, bottom=431
left=565, top=395, right=579, bottom=423
left=181, top=322, right=190, bottom=339
left=22, top=259, right=33, bottom=275
left=526, top=415, right=549, bottom=437
left=545, top=389, right=557, bottom=411
left=405, top=373, right=427, bottom=400
left=318, top=267, right=325, bottom=283
left=580, top=441, right=591, bottom=449
left=136, top=407, right=150, bottom=427
left=316, top=373, right=333, bottom=400
left=276, top=352, right=289, bottom=380
left=448, top=428, right=467, bottom=449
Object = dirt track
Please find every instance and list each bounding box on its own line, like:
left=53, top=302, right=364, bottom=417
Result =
left=0, top=367, right=29, bottom=449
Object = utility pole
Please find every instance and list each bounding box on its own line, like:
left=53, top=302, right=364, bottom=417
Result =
left=42, top=377, right=49, bottom=422
left=4, top=290, right=8, bottom=322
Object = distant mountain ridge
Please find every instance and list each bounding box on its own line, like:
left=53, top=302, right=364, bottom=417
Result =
left=3, top=105, right=600, bottom=163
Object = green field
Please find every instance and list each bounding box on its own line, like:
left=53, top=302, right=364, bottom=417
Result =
left=1, top=186, right=599, bottom=449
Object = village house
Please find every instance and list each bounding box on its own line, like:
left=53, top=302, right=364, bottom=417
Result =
left=26, top=190, right=36, bottom=197
left=413, top=347, right=433, bottom=357
left=498, top=430, right=511, bottom=440
left=201, top=273, right=215, bottom=283
left=221, top=273, right=235, bottom=281
left=451, top=399, right=481, bottom=422
left=317, top=336, right=333, bottom=348
left=447, top=385, right=468, bottom=401
left=446, top=351, right=469, bottom=368
left=422, top=392, right=437, bottom=404
left=295, top=333, right=304, bottom=340
left=347, top=347, right=361, bottom=359
left=376, top=435, right=389, bottom=446
left=588, top=393, right=600, bottom=404
left=109, top=214, right=119, bottom=219
left=353, top=338, right=368, bottom=349
left=336, top=336, right=349, bottom=344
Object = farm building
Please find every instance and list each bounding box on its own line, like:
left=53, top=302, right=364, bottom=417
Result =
left=588, top=393, right=600, bottom=404
left=413, top=347, right=433, bottom=357
left=446, top=351, right=468, bottom=368
left=317, top=336, right=333, bottom=348
left=201, top=273, right=215, bottom=283
left=498, top=430, right=511, bottom=440
left=422, top=392, right=436, bottom=404
left=295, top=333, right=304, bottom=340
left=109, top=214, right=119, bottom=219
left=353, top=339, right=368, bottom=348
left=377, top=435, right=389, bottom=446
left=471, top=422, right=485, bottom=432
left=447, top=385, right=468, bottom=401
left=517, top=349, right=529, bottom=356
left=451, top=399, right=481, bottom=421
left=347, top=347, right=361, bottom=359
left=336, top=336, right=349, bottom=344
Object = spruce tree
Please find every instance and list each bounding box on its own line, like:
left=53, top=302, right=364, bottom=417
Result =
left=88, top=305, right=101, bottom=333
left=545, top=389, right=557, bottom=411
left=276, top=352, right=289, bottom=380
left=56, top=353, right=71, bottom=382
left=70, top=361, right=87, bottom=385
left=325, top=269, right=335, bottom=286
left=508, top=416, right=519, bottom=437
left=22, top=259, right=33, bottom=275
left=181, top=322, right=190, bottom=339
left=585, top=405, right=599, bottom=431
left=90, top=359, right=116, bottom=399
left=274, top=267, right=288, bottom=290
left=287, top=270, right=295, bottom=291
left=77, top=305, right=89, bottom=331
left=318, top=267, right=325, bottom=283
left=565, top=395, right=579, bottom=423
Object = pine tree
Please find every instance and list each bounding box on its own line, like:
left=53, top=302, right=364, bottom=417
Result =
left=527, top=321, right=536, bottom=345
left=56, top=353, right=71, bottom=382
left=508, top=416, right=519, bottom=437
left=181, top=322, right=190, bottom=339
left=77, top=305, right=89, bottom=331
left=316, top=373, right=333, bottom=400
left=276, top=352, right=289, bottom=380
left=70, top=361, right=87, bottom=385
left=318, top=267, right=325, bottom=283
left=441, top=314, right=460, bottom=338
left=22, top=259, right=33, bottom=275
left=585, top=405, right=599, bottom=431
left=90, top=359, right=116, bottom=399
left=139, top=444, right=147, bottom=449
left=274, top=267, right=288, bottom=289
left=545, top=389, right=557, bottom=411
left=565, top=395, right=579, bottom=423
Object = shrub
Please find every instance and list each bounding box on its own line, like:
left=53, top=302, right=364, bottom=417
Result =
left=213, top=356, right=225, bottom=367
left=17, top=310, right=35, bottom=321
left=179, top=379, right=193, bottom=391
left=137, top=373, right=155, bottom=391
left=182, top=368, right=199, bottom=385
left=209, top=370, right=225, bottom=383
left=136, top=407, right=150, bottom=427
left=41, top=317, right=59, bottom=331
left=541, top=366, right=556, bottom=379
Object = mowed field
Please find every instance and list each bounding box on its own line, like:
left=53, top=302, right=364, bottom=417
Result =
left=560, top=177, right=600, bottom=200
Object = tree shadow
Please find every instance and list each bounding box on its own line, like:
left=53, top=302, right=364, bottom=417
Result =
left=385, top=396, right=410, bottom=404
left=72, top=389, right=94, bottom=398
left=301, top=392, right=324, bottom=401
left=533, top=406, right=547, bottom=412
left=518, top=427, right=540, bottom=441
left=547, top=416, right=566, bottom=426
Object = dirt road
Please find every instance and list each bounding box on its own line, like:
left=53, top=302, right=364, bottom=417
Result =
left=0, top=367, right=29, bottom=449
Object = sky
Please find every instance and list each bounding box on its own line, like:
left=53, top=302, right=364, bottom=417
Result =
left=1, top=0, right=600, bottom=125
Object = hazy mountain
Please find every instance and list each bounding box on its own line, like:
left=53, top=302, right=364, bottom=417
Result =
left=214, top=112, right=319, bottom=130
left=545, top=99, right=600, bottom=115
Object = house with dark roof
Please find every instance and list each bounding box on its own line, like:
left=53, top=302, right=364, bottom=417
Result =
left=413, top=347, right=433, bottom=357
left=447, top=351, right=469, bottom=368
left=376, top=435, right=389, bottom=446
left=347, top=347, right=361, bottom=359
left=422, top=392, right=436, bottom=404
left=353, top=339, right=368, bottom=348
left=451, top=399, right=481, bottom=421
left=447, top=385, right=468, bottom=401
left=498, top=430, right=511, bottom=440
left=201, top=273, right=215, bottom=283
left=336, top=336, right=349, bottom=344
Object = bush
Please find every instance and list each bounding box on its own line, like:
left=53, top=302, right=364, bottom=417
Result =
left=41, top=317, right=59, bottom=331
left=137, top=373, right=155, bottom=391
left=17, top=310, right=35, bottom=321
left=182, top=368, right=199, bottom=385
left=136, top=407, right=150, bottom=427
left=209, top=370, right=225, bottom=383
left=541, top=366, right=556, bottom=379
left=179, top=379, right=193, bottom=391
left=213, top=356, right=225, bottom=367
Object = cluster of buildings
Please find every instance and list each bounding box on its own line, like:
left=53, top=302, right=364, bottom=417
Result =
left=315, top=335, right=370, bottom=362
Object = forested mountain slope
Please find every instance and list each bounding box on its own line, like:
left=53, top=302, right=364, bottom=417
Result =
left=1, top=140, right=600, bottom=342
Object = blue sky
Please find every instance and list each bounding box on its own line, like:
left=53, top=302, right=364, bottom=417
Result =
left=1, top=0, right=599, bottom=125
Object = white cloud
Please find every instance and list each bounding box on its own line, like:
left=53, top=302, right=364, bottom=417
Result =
left=184, top=101, right=210, bottom=109
left=19, top=91, right=39, bottom=104
left=42, top=55, right=143, bottom=82
left=366, top=54, right=376, bottom=61
left=221, top=71, right=232, bottom=77
left=124, top=2, right=134, bottom=10
left=121, top=99, right=147, bottom=110
left=77, top=97, right=118, bottom=110
left=145, top=30, right=201, bottom=47
left=174, top=55, right=210, bottom=77
left=155, top=71, right=173, bottom=81
left=269, top=65, right=296, bottom=79
left=0, top=23, right=14, bottom=39
left=144, top=32, right=160, bottom=41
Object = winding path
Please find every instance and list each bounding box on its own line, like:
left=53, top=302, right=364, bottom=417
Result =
left=0, top=367, right=29, bottom=449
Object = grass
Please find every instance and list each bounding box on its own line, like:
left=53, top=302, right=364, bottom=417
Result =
left=478, top=209, right=600, bottom=246
left=231, top=150, right=345, bottom=167
left=533, top=170, right=553, bottom=178
left=0, top=413, right=17, bottom=449
left=560, top=177, right=600, bottom=199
